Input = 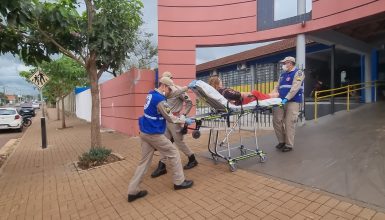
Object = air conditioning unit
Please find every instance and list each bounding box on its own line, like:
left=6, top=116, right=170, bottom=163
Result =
left=237, top=63, right=247, bottom=70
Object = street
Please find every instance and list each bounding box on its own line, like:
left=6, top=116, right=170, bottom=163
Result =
left=0, top=129, right=24, bottom=150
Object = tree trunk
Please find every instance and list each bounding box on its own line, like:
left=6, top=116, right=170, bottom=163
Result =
left=61, top=98, right=66, bottom=129
left=56, top=100, right=60, bottom=120
left=88, top=62, right=101, bottom=148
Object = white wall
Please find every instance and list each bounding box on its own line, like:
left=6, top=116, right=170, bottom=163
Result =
left=75, top=89, right=91, bottom=122
left=58, top=92, right=75, bottom=114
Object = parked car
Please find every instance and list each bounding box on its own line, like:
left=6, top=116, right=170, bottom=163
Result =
left=0, top=108, right=23, bottom=132
left=19, top=106, right=36, bottom=117
left=32, top=102, right=40, bottom=109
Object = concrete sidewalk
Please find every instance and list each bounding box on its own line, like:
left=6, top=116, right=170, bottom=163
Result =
left=0, top=108, right=384, bottom=220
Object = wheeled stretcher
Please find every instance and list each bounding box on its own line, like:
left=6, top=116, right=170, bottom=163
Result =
left=186, top=80, right=282, bottom=171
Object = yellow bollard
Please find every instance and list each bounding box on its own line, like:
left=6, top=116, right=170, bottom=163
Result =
left=374, top=81, right=377, bottom=102
left=347, top=85, right=350, bottom=112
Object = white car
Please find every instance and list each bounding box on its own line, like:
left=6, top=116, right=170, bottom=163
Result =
left=32, top=102, right=40, bottom=109
left=0, top=108, right=23, bottom=132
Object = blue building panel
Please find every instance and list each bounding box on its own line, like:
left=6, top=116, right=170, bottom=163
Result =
left=75, top=87, right=90, bottom=94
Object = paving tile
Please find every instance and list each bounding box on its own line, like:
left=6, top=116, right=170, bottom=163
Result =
left=315, top=204, right=332, bottom=216
left=357, top=208, right=376, bottom=220
left=329, top=208, right=355, bottom=220
left=305, top=202, right=322, bottom=213
left=346, top=204, right=363, bottom=216
left=335, top=201, right=353, bottom=212
left=372, top=212, right=385, bottom=220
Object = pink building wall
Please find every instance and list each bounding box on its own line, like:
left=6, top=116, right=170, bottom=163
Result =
left=100, top=69, right=155, bottom=136
left=158, top=0, right=385, bottom=82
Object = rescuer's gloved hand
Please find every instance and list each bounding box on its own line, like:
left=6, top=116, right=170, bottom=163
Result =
left=188, top=80, right=198, bottom=89
left=185, top=118, right=194, bottom=125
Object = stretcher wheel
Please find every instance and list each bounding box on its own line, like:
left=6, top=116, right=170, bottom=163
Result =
left=259, top=155, right=267, bottom=163
left=192, top=130, right=201, bottom=139
left=211, top=154, right=218, bottom=164
left=257, top=150, right=267, bottom=163
left=240, top=145, right=247, bottom=156
left=229, top=162, right=237, bottom=172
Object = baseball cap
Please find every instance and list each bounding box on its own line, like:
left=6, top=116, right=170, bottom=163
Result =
left=162, top=71, right=173, bottom=78
left=280, top=56, right=296, bottom=63
left=159, top=77, right=174, bottom=87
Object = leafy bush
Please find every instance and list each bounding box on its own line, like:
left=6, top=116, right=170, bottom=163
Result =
left=77, top=147, right=112, bottom=169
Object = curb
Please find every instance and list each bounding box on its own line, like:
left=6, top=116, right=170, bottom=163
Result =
left=0, top=139, right=17, bottom=155
left=0, top=117, right=34, bottom=176
left=0, top=138, right=19, bottom=176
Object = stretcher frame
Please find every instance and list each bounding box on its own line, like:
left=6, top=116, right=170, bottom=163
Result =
left=186, top=81, right=279, bottom=172
left=197, top=109, right=269, bottom=172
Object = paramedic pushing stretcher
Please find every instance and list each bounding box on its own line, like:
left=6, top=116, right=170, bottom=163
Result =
left=151, top=72, right=198, bottom=178
left=127, top=77, right=194, bottom=203
left=272, top=56, right=305, bottom=152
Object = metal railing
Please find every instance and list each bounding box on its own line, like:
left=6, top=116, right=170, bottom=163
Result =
left=314, top=81, right=385, bottom=121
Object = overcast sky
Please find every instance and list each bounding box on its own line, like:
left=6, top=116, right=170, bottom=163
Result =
left=0, top=0, right=311, bottom=96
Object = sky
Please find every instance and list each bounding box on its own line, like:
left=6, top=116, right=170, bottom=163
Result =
left=0, top=0, right=311, bottom=96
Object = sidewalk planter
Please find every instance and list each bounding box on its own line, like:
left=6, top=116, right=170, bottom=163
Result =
left=76, top=147, right=123, bottom=171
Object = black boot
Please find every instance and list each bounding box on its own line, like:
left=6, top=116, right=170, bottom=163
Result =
left=275, top=143, right=285, bottom=150
left=174, top=180, right=194, bottom=190
left=128, top=190, right=148, bottom=202
left=151, top=161, right=167, bottom=178
left=183, top=154, right=198, bottom=170
left=281, top=146, right=293, bottom=152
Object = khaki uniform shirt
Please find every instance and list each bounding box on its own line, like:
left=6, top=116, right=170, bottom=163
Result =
left=154, top=88, right=186, bottom=124
left=167, top=85, right=192, bottom=115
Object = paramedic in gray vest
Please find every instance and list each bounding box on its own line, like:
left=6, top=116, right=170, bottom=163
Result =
left=272, top=56, right=305, bottom=152
left=151, top=72, right=198, bottom=178
left=127, top=77, right=194, bottom=203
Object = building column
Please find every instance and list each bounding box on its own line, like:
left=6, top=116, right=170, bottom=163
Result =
left=360, top=55, right=365, bottom=103
left=250, top=64, right=256, bottom=91
left=365, top=54, right=372, bottom=103
left=371, top=49, right=378, bottom=102
left=297, top=0, right=306, bottom=122
left=330, top=45, right=335, bottom=114
left=296, top=0, right=306, bottom=71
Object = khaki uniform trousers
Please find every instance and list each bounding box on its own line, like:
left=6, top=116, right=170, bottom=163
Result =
left=160, top=121, right=193, bottom=163
left=272, top=102, right=300, bottom=148
left=127, top=133, right=185, bottom=195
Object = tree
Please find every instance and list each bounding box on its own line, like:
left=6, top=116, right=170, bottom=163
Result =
left=0, top=0, right=51, bottom=64
left=0, top=92, right=6, bottom=105
left=20, top=57, right=87, bottom=128
left=2, top=0, right=143, bottom=148
left=123, top=32, right=158, bottom=71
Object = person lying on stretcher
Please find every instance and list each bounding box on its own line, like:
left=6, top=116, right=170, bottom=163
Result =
left=208, top=75, right=279, bottom=106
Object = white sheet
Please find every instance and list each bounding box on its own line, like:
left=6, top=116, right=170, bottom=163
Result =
left=190, top=80, right=281, bottom=112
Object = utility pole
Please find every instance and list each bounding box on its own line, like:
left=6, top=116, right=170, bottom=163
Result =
left=40, top=89, right=45, bottom=117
